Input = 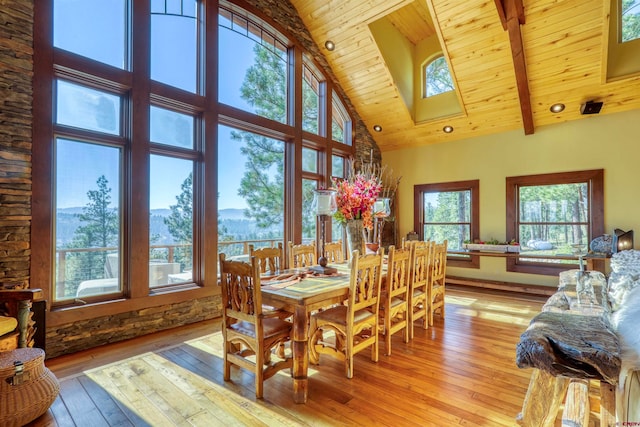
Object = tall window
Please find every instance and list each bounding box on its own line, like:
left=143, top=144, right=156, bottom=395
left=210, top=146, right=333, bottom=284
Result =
left=414, top=180, right=480, bottom=268
left=54, top=78, right=124, bottom=301
left=331, top=94, right=352, bottom=145
left=423, top=55, right=454, bottom=98
left=217, top=124, right=285, bottom=255
left=218, top=6, right=288, bottom=123
left=506, top=170, right=604, bottom=275
left=36, top=1, right=355, bottom=312
left=302, top=59, right=324, bottom=135
left=622, top=0, right=640, bottom=42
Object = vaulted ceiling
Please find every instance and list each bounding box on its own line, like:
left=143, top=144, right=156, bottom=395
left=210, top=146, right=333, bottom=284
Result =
left=290, top=0, right=640, bottom=152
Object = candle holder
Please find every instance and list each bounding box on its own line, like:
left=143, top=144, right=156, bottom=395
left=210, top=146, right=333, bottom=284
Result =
left=372, top=197, right=391, bottom=247
left=310, top=189, right=338, bottom=274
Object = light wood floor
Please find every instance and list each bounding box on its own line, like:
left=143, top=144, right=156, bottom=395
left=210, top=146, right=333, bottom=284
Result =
left=28, top=287, right=547, bottom=426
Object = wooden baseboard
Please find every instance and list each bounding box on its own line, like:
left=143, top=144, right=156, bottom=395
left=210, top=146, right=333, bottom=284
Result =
left=446, top=275, right=555, bottom=296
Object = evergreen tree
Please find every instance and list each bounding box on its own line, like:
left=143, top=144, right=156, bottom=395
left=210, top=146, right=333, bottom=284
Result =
left=66, top=175, right=119, bottom=296
left=164, top=173, right=193, bottom=270
left=235, top=44, right=286, bottom=230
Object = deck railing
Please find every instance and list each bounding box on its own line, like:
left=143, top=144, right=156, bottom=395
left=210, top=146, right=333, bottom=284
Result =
left=55, top=238, right=283, bottom=298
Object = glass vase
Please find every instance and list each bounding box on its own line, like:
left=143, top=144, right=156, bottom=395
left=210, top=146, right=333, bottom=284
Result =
left=344, top=219, right=365, bottom=257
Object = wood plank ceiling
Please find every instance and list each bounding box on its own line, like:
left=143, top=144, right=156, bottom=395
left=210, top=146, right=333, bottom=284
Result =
left=289, top=0, right=640, bottom=152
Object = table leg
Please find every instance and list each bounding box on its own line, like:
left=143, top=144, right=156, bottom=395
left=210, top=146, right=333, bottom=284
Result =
left=599, top=381, right=616, bottom=427
left=292, top=305, right=309, bottom=403
left=516, top=369, right=569, bottom=426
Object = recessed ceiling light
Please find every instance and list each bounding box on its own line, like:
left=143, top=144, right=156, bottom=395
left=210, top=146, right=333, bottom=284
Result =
left=549, top=103, right=565, bottom=113
left=373, top=125, right=382, bottom=132
left=324, top=40, right=335, bottom=51
left=443, top=125, right=454, bottom=133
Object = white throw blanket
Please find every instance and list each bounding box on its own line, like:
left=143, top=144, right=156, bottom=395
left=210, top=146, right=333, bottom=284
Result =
left=609, top=251, right=640, bottom=422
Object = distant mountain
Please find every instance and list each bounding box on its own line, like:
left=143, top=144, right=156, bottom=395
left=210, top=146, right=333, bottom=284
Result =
left=55, top=206, right=268, bottom=246
left=219, top=208, right=246, bottom=220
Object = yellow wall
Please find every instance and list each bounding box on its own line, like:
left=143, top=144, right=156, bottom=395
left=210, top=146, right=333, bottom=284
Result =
left=369, top=19, right=415, bottom=115
left=383, top=109, right=640, bottom=287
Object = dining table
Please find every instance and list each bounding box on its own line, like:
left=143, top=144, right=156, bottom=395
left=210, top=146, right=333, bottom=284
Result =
left=260, top=260, right=386, bottom=403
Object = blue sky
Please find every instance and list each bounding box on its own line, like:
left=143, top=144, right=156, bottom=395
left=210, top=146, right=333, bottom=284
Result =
left=54, top=1, right=256, bottom=211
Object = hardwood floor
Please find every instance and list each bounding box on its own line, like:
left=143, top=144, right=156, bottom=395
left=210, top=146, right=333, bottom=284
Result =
left=29, top=287, right=547, bottom=426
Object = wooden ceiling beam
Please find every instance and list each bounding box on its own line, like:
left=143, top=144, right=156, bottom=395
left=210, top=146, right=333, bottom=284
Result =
left=495, top=0, right=534, bottom=135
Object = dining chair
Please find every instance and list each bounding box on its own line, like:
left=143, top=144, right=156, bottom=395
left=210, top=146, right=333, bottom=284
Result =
left=219, top=253, right=293, bottom=399
left=308, top=248, right=385, bottom=378
left=324, top=240, right=345, bottom=263
left=408, top=240, right=434, bottom=339
left=288, top=241, right=317, bottom=269
left=249, top=242, right=284, bottom=274
left=379, top=244, right=412, bottom=356
left=428, top=240, right=448, bottom=326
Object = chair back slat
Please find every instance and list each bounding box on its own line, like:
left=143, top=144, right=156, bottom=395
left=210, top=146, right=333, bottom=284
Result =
left=324, top=240, right=345, bottom=263
left=219, top=253, right=263, bottom=318
left=349, top=249, right=384, bottom=312
left=288, top=241, right=317, bottom=269
left=249, top=243, right=284, bottom=274
left=387, top=245, right=412, bottom=299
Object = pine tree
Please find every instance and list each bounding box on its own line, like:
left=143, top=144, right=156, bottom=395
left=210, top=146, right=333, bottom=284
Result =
left=66, top=175, right=119, bottom=296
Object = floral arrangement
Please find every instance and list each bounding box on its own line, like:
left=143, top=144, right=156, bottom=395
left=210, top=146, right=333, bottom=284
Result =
left=332, top=164, right=382, bottom=230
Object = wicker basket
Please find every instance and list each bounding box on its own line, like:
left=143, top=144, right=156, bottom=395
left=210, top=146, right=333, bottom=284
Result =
left=0, top=348, right=59, bottom=427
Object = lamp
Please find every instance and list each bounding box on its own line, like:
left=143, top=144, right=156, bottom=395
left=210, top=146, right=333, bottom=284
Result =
left=613, top=228, right=634, bottom=252
left=372, top=197, right=391, bottom=248
left=310, top=189, right=337, bottom=274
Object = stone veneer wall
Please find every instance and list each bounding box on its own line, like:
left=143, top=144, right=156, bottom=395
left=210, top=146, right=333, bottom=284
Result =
left=0, top=2, right=33, bottom=291
left=0, top=0, right=380, bottom=358
left=46, top=296, right=221, bottom=357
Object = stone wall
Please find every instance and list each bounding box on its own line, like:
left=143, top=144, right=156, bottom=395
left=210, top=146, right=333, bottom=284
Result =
left=0, top=1, right=33, bottom=290
left=0, top=0, right=380, bottom=357
left=46, top=295, right=222, bottom=357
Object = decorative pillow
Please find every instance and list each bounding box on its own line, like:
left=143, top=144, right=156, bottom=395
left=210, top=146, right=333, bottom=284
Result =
left=0, top=315, right=18, bottom=336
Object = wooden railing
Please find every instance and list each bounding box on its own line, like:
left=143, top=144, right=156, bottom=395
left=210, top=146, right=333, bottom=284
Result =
left=55, top=238, right=283, bottom=298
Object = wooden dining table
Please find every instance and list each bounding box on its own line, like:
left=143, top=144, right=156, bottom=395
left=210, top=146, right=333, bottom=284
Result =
left=260, top=263, right=352, bottom=403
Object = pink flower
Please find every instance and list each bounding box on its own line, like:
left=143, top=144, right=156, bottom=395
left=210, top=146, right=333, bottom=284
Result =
left=332, top=172, right=381, bottom=229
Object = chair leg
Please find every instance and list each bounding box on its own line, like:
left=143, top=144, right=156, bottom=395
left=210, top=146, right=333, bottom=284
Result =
left=403, top=311, right=410, bottom=343
left=372, top=325, right=379, bottom=363
left=422, top=302, right=429, bottom=330
left=385, top=312, right=392, bottom=356
left=255, top=345, right=264, bottom=398
left=223, top=338, right=231, bottom=381
left=346, top=339, right=354, bottom=379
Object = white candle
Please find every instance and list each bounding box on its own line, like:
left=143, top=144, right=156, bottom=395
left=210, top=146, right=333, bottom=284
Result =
left=317, top=194, right=331, bottom=214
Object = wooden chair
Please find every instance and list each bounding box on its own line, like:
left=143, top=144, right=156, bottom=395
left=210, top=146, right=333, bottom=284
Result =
left=0, top=289, right=43, bottom=351
left=308, top=248, right=385, bottom=378
left=219, top=253, right=293, bottom=398
left=287, top=241, right=317, bottom=269
left=324, top=240, right=345, bottom=263
left=379, top=245, right=412, bottom=355
left=428, top=240, right=448, bottom=326
left=249, top=242, right=284, bottom=274
left=408, top=240, right=434, bottom=339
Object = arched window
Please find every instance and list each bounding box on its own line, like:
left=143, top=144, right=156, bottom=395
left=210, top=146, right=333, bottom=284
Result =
left=423, top=55, right=454, bottom=98
left=34, top=0, right=354, bottom=315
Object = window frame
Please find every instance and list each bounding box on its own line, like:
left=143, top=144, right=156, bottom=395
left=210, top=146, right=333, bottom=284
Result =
left=32, top=0, right=355, bottom=320
left=422, top=54, right=455, bottom=98
left=505, top=169, right=605, bottom=275
left=414, top=180, right=480, bottom=269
